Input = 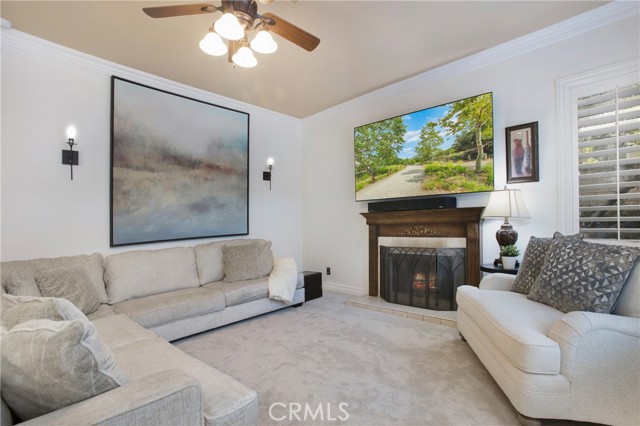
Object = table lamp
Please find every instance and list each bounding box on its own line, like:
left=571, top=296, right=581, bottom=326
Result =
left=482, top=187, right=531, bottom=264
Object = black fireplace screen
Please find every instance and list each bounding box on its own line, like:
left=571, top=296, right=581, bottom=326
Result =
left=380, top=246, right=466, bottom=311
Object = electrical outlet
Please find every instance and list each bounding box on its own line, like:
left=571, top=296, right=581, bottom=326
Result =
left=326, top=267, right=331, bottom=275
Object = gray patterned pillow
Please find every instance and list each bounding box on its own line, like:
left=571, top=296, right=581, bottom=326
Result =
left=1, top=318, right=126, bottom=421
left=35, top=266, right=100, bottom=315
left=223, top=242, right=263, bottom=282
left=511, top=237, right=552, bottom=294
left=511, top=233, right=584, bottom=294
left=527, top=238, right=640, bottom=313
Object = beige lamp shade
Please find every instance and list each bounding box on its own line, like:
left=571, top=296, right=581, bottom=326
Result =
left=482, top=188, right=531, bottom=221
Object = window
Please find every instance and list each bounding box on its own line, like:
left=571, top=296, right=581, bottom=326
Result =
left=577, top=83, right=640, bottom=239
left=557, top=59, right=639, bottom=241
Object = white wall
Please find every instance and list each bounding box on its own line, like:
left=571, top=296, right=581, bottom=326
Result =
left=301, top=9, right=640, bottom=295
left=1, top=31, right=304, bottom=264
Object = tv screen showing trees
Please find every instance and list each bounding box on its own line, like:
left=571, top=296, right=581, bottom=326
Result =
left=354, top=92, right=494, bottom=202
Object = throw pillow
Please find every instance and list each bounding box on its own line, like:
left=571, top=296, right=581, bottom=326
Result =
left=511, top=236, right=552, bottom=294
left=612, top=256, right=640, bottom=318
left=223, top=242, right=262, bottom=282
left=3, top=268, right=42, bottom=297
left=1, top=318, right=127, bottom=421
left=0, top=294, right=86, bottom=330
left=527, top=238, right=640, bottom=313
left=35, top=266, right=100, bottom=315
left=511, top=232, right=584, bottom=294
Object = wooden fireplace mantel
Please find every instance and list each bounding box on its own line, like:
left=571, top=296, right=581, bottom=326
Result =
left=361, top=207, right=484, bottom=296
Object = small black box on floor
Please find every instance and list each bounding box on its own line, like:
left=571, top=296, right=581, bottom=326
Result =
left=367, top=197, right=456, bottom=213
left=302, top=271, right=322, bottom=302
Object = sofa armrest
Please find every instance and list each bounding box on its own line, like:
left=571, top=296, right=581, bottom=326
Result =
left=548, top=312, right=640, bottom=424
left=20, top=370, right=203, bottom=426
left=549, top=311, right=640, bottom=380
left=478, top=273, right=515, bottom=291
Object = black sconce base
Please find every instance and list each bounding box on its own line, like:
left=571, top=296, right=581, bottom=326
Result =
left=62, top=150, right=79, bottom=165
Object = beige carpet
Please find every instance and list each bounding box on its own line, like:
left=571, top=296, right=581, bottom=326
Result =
left=174, top=291, right=522, bottom=426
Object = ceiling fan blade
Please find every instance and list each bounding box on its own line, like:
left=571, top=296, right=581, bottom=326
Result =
left=143, top=3, right=218, bottom=18
left=262, top=13, right=320, bottom=52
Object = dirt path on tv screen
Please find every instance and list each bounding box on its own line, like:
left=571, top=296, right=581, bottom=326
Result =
left=357, top=164, right=430, bottom=200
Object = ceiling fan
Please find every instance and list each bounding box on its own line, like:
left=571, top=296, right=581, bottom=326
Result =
left=143, top=0, right=320, bottom=68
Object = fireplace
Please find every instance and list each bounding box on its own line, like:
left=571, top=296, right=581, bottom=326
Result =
left=380, top=246, right=466, bottom=311
left=361, top=207, right=483, bottom=297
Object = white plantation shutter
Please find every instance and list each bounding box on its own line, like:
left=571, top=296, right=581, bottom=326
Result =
left=577, top=83, right=640, bottom=240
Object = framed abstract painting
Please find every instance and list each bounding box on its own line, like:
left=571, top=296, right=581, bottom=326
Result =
left=110, top=77, right=249, bottom=246
left=505, top=121, right=539, bottom=183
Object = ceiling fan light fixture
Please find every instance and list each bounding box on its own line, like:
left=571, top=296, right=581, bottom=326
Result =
left=250, top=30, right=278, bottom=54
left=214, top=12, right=244, bottom=41
left=199, top=31, right=228, bottom=56
left=232, top=46, right=258, bottom=68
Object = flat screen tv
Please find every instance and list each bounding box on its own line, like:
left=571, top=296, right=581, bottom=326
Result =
left=354, top=92, right=494, bottom=203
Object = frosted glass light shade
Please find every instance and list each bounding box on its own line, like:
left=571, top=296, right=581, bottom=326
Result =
left=199, top=32, right=227, bottom=56
left=232, top=46, right=257, bottom=68
left=482, top=189, right=531, bottom=220
left=214, top=13, right=244, bottom=41
left=250, top=30, right=277, bottom=54
left=66, top=126, right=77, bottom=139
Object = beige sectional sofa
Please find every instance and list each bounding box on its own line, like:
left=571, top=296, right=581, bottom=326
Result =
left=457, top=241, right=640, bottom=425
left=1, top=238, right=304, bottom=426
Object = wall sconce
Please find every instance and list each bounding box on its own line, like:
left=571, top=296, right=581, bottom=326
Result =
left=61, top=125, right=79, bottom=180
left=262, top=157, right=274, bottom=190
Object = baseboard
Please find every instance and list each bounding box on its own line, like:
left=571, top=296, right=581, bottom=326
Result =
left=323, top=281, right=369, bottom=296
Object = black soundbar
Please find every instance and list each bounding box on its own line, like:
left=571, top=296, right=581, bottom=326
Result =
left=367, top=197, right=457, bottom=213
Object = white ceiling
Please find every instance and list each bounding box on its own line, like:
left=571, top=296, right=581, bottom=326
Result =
left=1, top=1, right=607, bottom=118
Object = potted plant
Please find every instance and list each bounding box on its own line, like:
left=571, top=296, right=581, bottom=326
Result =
left=499, top=244, right=520, bottom=270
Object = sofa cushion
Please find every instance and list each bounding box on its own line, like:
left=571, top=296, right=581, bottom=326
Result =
left=528, top=239, right=640, bottom=313
left=111, top=287, right=226, bottom=329
left=91, top=314, right=158, bottom=350
left=612, top=258, right=640, bottom=317
left=0, top=294, right=86, bottom=330
left=194, top=241, right=226, bottom=284
left=110, top=336, right=257, bottom=426
left=1, top=254, right=108, bottom=304
left=457, top=285, right=564, bottom=374
left=87, top=304, right=118, bottom=321
left=204, top=278, right=269, bottom=307
left=255, top=240, right=274, bottom=278
left=511, top=236, right=552, bottom=294
left=104, top=247, right=200, bottom=304
left=35, top=266, right=100, bottom=315
left=0, top=318, right=127, bottom=421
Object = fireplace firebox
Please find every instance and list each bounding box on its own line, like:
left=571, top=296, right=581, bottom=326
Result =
left=380, top=246, right=465, bottom=311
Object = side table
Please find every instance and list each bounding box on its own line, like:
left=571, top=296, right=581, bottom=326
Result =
left=302, top=271, right=322, bottom=301
left=480, top=263, right=519, bottom=276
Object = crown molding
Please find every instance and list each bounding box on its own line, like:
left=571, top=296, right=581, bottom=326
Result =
left=0, top=27, right=303, bottom=128
left=303, top=1, right=639, bottom=124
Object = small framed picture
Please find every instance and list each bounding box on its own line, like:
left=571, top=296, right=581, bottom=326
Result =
left=506, top=121, right=539, bottom=183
